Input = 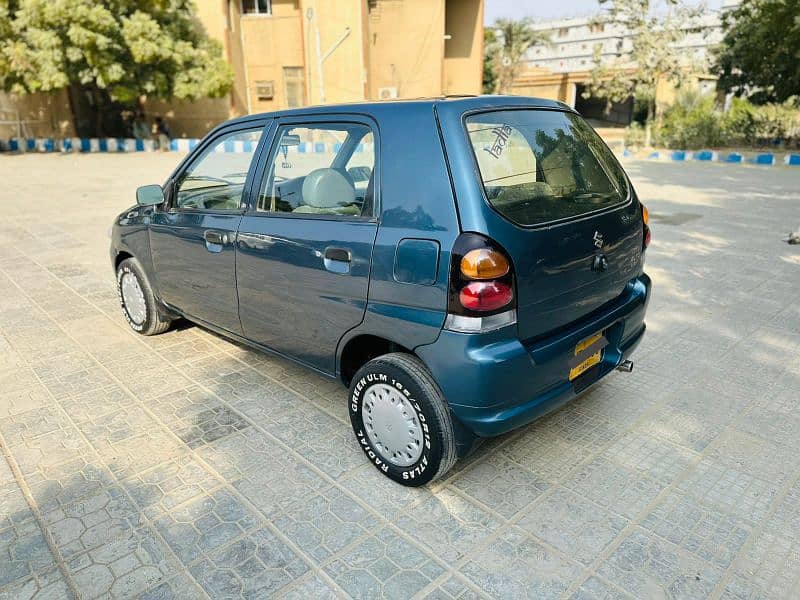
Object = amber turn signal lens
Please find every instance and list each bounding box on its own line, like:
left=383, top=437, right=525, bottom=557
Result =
left=460, top=249, right=510, bottom=280
left=642, top=204, right=649, bottom=225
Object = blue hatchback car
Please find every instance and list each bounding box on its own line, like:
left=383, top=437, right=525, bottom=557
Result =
left=110, top=96, right=651, bottom=486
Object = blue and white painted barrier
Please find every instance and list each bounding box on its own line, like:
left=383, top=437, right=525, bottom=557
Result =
left=751, top=153, right=775, bottom=165
left=694, top=150, right=717, bottom=161
left=723, top=152, right=743, bottom=163
left=3, top=137, right=374, bottom=155
left=631, top=149, right=799, bottom=166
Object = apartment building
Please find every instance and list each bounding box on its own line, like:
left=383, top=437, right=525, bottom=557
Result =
left=512, top=3, right=737, bottom=125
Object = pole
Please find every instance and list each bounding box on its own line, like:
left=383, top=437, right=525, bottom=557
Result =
left=312, top=8, right=325, bottom=104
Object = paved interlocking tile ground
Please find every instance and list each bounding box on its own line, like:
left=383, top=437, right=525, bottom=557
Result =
left=0, top=153, right=798, bottom=599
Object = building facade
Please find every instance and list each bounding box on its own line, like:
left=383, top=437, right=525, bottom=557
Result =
left=512, top=4, right=736, bottom=125
left=1, top=0, right=483, bottom=140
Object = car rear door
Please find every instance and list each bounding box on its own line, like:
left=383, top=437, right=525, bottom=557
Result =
left=149, top=124, right=266, bottom=333
left=235, top=115, right=379, bottom=374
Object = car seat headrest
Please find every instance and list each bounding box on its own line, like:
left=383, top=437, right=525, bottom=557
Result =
left=301, top=168, right=355, bottom=209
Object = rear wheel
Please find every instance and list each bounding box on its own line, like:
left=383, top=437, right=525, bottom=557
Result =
left=348, top=353, right=457, bottom=486
left=116, top=258, right=171, bottom=336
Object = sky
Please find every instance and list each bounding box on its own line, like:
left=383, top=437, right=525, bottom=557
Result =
left=484, top=0, right=725, bottom=23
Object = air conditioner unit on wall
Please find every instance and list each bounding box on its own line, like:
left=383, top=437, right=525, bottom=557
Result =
left=378, top=87, right=398, bottom=100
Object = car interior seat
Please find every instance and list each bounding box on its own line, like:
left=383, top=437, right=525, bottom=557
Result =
left=294, top=168, right=360, bottom=215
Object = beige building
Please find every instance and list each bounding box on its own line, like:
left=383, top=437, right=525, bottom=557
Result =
left=1, top=0, right=483, bottom=139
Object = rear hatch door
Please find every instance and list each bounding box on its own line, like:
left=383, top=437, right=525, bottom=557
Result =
left=456, top=106, right=643, bottom=341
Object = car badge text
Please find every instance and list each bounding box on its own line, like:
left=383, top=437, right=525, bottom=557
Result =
left=593, top=231, right=604, bottom=249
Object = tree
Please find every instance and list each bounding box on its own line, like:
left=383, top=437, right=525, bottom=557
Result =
left=584, top=0, right=703, bottom=145
left=482, top=27, right=497, bottom=94
left=0, top=0, right=233, bottom=136
left=715, top=0, right=800, bottom=103
left=485, top=18, right=551, bottom=94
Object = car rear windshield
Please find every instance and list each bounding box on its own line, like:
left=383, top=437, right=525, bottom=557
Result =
left=465, top=109, right=629, bottom=226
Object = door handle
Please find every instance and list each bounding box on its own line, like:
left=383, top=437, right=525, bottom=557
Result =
left=204, top=230, right=228, bottom=245
left=324, top=247, right=351, bottom=262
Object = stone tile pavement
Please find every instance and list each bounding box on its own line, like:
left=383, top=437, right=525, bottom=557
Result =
left=0, top=154, right=798, bottom=599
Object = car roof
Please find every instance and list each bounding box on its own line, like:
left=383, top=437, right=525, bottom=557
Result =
left=222, top=95, right=573, bottom=128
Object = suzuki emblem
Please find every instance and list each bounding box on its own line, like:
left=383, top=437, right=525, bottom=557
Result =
left=593, top=231, right=604, bottom=249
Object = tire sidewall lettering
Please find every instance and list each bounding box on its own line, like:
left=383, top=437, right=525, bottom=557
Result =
left=350, top=367, right=435, bottom=481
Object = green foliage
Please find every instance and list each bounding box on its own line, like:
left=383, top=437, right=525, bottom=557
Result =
left=628, top=91, right=800, bottom=149
left=0, top=0, right=233, bottom=104
left=623, top=121, right=646, bottom=148
left=585, top=0, right=704, bottom=121
left=482, top=27, right=497, bottom=94
left=715, top=0, right=800, bottom=103
left=484, top=18, right=550, bottom=94
left=655, top=90, right=725, bottom=149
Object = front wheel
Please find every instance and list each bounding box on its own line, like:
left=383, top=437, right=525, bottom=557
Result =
left=116, top=257, right=172, bottom=336
left=348, top=353, right=457, bottom=486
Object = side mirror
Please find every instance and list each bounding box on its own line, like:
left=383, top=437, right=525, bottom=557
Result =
left=136, top=184, right=165, bottom=206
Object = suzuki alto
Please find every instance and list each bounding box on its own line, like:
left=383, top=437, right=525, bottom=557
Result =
left=110, top=96, right=651, bottom=486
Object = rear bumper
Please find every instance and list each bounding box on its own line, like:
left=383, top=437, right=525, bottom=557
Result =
left=416, top=274, right=651, bottom=437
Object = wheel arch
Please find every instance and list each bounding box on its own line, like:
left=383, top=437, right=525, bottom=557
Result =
left=114, top=250, right=134, bottom=270
left=337, top=334, right=415, bottom=387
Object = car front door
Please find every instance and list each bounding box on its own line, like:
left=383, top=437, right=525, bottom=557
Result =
left=236, top=117, right=379, bottom=374
left=150, top=124, right=266, bottom=333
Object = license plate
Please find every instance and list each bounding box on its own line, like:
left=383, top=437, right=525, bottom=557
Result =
left=569, top=333, right=604, bottom=381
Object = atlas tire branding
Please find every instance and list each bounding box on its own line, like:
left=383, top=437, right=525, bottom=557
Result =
left=350, top=372, right=433, bottom=481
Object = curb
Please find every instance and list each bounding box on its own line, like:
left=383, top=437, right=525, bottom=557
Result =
left=1, top=137, right=372, bottom=154
left=623, top=148, right=799, bottom=166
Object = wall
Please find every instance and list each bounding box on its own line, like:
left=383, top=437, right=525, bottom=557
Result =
left=143, top=97, right=231, bottom=138
left=511, top=70, right=577, bottom=105
left=366, top=0, right=447, bottom=99
left=300, top=0, right=365, bottom=105
left=0, top=90, right=75, bottom=138
left=443, top=0, right=483, bottom=96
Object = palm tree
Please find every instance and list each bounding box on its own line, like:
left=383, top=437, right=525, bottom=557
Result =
left=488, top=18, right=551, bottom=94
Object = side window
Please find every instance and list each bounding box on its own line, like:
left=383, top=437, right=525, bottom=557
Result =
left=258, top=123, right=375, bottom=217
left=174, top=129, right=262, bottom=211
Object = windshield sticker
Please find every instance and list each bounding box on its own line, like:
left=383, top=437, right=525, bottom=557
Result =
left=483, top=124, right=513, bottom=159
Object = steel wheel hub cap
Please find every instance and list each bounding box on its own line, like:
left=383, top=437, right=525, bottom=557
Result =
left=361, top=383, right=423, bottom=467
left=120, top=272, right=146, bottom=325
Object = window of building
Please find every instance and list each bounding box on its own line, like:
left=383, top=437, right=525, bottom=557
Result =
left=283, top=67, right=304, bottom=109
left=557, top=27, right=569, bottom=37
left=589, top=23, right=605, bottom=33
left=242, top=0, right=270, bottom=15
left=255, top=80, right=274, bottom=101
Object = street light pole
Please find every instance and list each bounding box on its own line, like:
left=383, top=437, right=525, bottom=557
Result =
left=306, top=6, right=351, bottom=105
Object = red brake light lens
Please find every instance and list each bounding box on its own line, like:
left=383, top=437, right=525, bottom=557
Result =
left=448, top=233, right=516, bottom=318
left=459, top=281, right=513, bottom=312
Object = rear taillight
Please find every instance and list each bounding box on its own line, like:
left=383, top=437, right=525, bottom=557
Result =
left=446, top=233, right=516, bottom=332
left=642, top=204, right=651, bottom=249
left=459, top=281, right=513, bottom=311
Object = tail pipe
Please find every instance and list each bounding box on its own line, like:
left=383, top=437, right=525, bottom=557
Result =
left=616, top=359, right=634, bottom=373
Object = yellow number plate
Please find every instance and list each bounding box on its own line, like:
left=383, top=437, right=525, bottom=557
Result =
left=569, top=333, right=603, bottom=381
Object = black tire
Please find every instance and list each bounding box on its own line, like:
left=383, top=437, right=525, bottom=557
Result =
left=115, top=257, right=171, bottom=336
left=349, top=352, right=457, bottom=486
